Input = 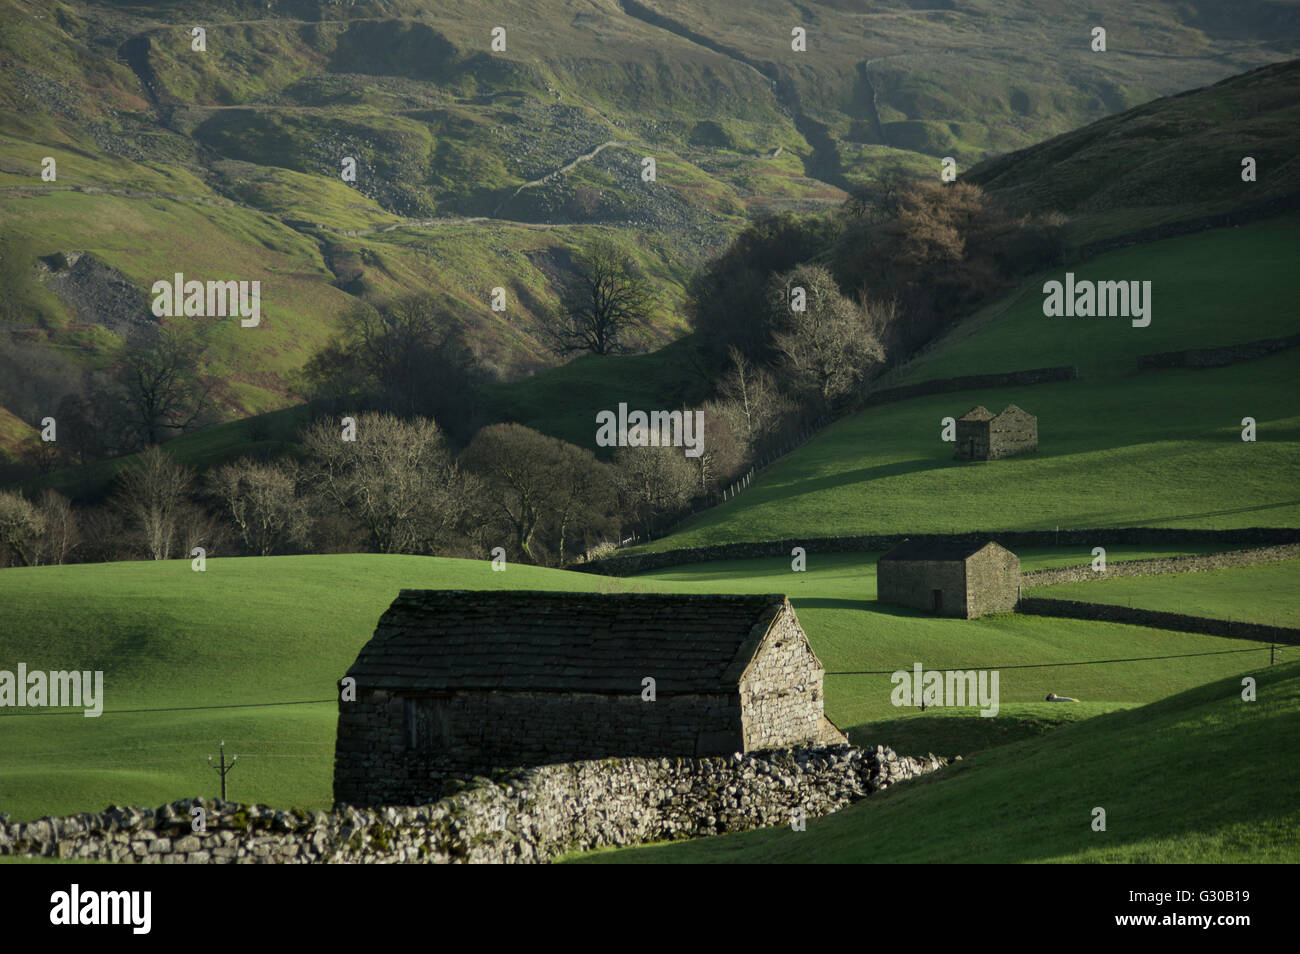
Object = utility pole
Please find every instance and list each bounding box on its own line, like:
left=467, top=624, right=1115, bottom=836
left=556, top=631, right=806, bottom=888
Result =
left=208, top=740, right=237, bottom=800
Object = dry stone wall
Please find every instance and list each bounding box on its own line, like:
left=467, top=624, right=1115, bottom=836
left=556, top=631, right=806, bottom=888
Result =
left=577, top=530, right=1300, bottom=577
left=863, top=366, right=1077, bottom=409
left=0, top=746, right=948, bottom=864
left=1021, top=544, right=1300, bottom=587
left=1137, top=331, right=1300, bottom=370
left=1016, top=597, right=1300, bottom=645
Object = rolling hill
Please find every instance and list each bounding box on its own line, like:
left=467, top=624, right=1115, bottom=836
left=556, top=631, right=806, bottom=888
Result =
left=2, top=0, right=1298, bottom=461
left=633, top=215, right=1300, bottom=550
left=0, top=550, right=1285, bottom=821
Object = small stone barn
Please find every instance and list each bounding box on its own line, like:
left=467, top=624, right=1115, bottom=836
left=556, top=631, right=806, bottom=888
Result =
left=877, top=540, right=1020, bottom=619
left=954, top=404, right=1038, bottom=460
left=334, top=590, right=845, bottom=806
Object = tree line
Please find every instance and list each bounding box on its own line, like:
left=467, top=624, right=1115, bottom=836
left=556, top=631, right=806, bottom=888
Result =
left=0, top=176, right=1065, bottom=567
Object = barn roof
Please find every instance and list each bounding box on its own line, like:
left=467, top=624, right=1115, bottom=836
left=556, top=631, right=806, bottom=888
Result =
left=995, top=404, right=1034, bottom=419
left=958, top=405, right=995, bottom=422
left=346, top=590, right=797, bottom=694
left=878, top=539, right=1003, bottom=562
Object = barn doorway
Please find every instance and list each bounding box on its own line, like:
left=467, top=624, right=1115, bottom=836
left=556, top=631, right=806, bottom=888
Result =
left=967, top=437, right=975, bottom=459
left=932, top=589, right=943, bottom=613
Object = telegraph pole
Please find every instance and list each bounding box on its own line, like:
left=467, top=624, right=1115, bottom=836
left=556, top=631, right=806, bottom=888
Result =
left=208, top=740, right=238, bottom=800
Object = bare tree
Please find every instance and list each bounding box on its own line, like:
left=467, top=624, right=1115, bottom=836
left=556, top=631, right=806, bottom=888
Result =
left=769, top=265, right=885, bottom=410
left=461, top=423, right=616, bottom=563
left=0, top=490, right=45, bottom=567
left=541, top=238, right=656, bottom=356
left=689, top=403, right=746, bottom=493
left=614, top=437, right=696, bottom=537
left=300, top=412, right=471, bottom=554
left=208, top=458, right=311, bottom=556
left=118, top=326, right=218, bottom=446
left=297, top=294, right=484, bottom=437
left=34, top=490, right=79, bottom=565
left=716, top=345, right=793, bottom=453
left=112, top=446, right=196, bottom=560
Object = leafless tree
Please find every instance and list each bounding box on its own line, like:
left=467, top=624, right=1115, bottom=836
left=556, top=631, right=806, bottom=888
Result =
left=614, top=437, right=696, bottom=537
left=716, top=345, right=794, bottom=453
left=111, top=446, right=196, bottom=560
left=769, top=265, right=885, bottom=410
left=460, top=423, right=616, bottom=564
left=689, top=403, right=746, bottom=493
left=118, top=326, right=218, bottom=446
left=208, top=458, right=311, bottom=556
left=34, top=489, right=79, bottom=565
left=0, top=490, right=45, bottom=567
left=300, top=412, right=471, bottom=554
left=541, top=238, right=656, bottom=356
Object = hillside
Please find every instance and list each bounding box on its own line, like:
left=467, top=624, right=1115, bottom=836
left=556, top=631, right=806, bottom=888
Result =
left=569, top=659, right=1300, bottom=863
left=635, top=217, right=1300, bottom=549
left=2, top=0, right=1297, bottom=459
left=966, top=58, right=1300, bottom=249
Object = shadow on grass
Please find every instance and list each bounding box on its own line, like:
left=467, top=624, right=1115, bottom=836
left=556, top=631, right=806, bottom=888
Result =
left=845, top=702, right=1124, bottom=758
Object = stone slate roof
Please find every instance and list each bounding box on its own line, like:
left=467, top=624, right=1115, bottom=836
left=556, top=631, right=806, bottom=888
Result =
left=879, top=539, right=1002, bottom=562
left=347, top=590, right=793, bottom=694
left=994, top=404, right=1034, bottom=420
left=958, top=405, right=995, bottom=422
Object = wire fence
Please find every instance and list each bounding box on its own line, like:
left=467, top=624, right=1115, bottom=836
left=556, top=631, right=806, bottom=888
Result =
left=825, top=643, right=1293, bottom=675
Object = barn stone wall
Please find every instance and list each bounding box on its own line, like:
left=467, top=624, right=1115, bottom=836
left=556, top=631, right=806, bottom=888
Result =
left=878, top=559, right=968, bottom=617
left=966, top=547, right=1021, bottom=617
left=335, top=689, right=742, bottom=806
left=987, top=407, right=1037, bottom=459
left=1, top=746, right=949, bottom=864
left=740, top=611, right=825, bottom=750
left=954, top=420, right=990, bottom=460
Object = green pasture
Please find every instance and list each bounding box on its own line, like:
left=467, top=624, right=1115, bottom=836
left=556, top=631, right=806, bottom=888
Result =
left=1035, top=558, right=1300, bottom=628
left=0, top=552, right=1285, bottom=822
left=568, top=660, right=1300, bottom=863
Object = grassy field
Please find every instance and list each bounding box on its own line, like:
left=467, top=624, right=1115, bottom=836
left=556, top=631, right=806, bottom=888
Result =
left=888, top=215, right=1300, bottom=385
left=567, top=660, right=1300, bottom=863
left=1035, top=558, right=1300, bottom=628
left=635, top=347, right=1300, bottom=548
left=630, top=554, right=1281, bottom=734
left=1, top=552, right=1284, bottom=821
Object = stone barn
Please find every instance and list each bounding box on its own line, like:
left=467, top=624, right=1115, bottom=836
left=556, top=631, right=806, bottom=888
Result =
left=334, top=590, right=845, bottom=806
left=954, top=404, right=1037, bottom=460
left=877, top=540, right=1020, bottom=619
